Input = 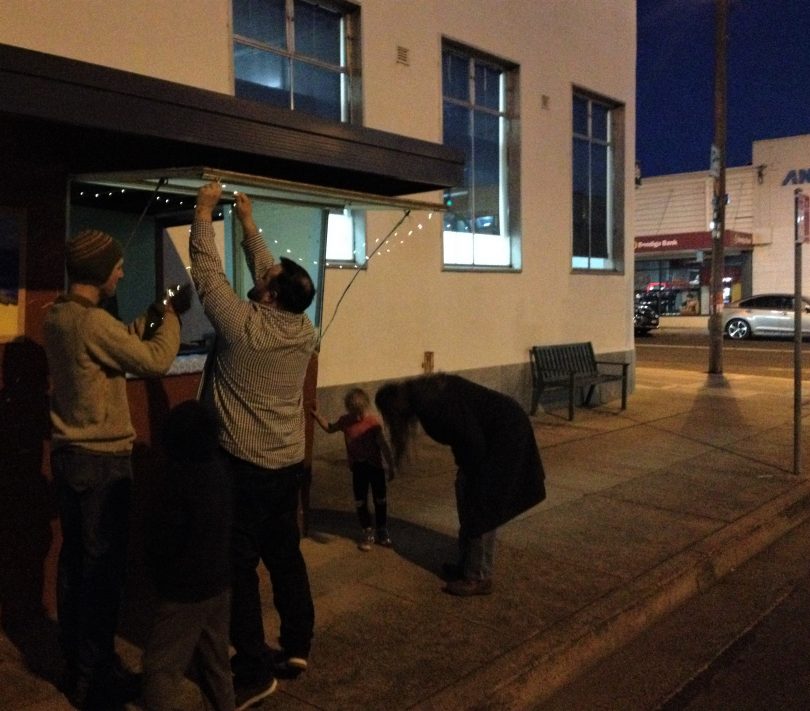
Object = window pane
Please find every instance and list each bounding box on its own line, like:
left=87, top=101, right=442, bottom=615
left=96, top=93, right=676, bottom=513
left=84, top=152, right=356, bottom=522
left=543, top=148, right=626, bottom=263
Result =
left=293, top=60, right=341, bottom=119
left=572, top=138, right=590, bottom=258
left=325, top=210, right=353, bottom=261
left=234, top=45, right=290, bottom=107
left=472, top=110, right=501, bottom=234
left=573, top=94, right=588, bottom=135
left=592, top=103, right=608, bottom=141
left=475, top=62, right=501, bottom=110
left=295, top=0, right=341, bottom=64
left=443, top=102, right=472, bottom=230
left=443, top=230, right=474, bottom=265
left=442, top=52, right=469, bottom=101
left=233, top=0, right=287, bottom=48
left=591, top=143, right=608, bottom=257
left=473, top=234, right=510, bottom=266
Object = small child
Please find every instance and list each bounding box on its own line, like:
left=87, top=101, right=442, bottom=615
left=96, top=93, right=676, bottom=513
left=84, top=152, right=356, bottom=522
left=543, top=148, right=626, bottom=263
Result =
left=142, top=400, right=237, bottom=711
left=312, top=388, right=396, bottom=551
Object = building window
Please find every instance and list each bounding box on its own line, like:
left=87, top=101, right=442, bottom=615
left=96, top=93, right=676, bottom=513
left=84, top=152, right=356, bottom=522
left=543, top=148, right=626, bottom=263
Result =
left=233, top=0, right=360, bottom=123
left=325, top=208, right=365, bottom=265
left=572, top=91, right=624, bottom=271
left=442, top=44, right=519, bottom=269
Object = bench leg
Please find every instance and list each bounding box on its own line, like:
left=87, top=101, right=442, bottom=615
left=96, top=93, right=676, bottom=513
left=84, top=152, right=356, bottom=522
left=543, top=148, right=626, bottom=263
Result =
left=568, top=374, right=576, bottom=421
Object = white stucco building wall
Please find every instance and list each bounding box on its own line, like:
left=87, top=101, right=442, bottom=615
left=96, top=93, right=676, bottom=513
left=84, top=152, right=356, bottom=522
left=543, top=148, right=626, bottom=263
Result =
left=0, top=0, right=637, bottom=400
left=752, top=134, right=810, bottom=295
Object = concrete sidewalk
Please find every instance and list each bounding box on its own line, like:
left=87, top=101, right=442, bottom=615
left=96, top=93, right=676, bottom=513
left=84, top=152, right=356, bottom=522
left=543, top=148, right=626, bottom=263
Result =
left=5, top=366, right=810, bottom=710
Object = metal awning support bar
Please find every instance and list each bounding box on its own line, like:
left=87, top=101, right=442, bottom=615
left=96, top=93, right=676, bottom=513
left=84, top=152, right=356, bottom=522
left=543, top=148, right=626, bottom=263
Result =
left=73, top=167, right=446, bottom=213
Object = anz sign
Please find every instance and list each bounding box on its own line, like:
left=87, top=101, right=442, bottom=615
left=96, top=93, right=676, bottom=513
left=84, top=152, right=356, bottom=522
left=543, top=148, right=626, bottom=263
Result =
left=782, top=169, right=810, bottom=185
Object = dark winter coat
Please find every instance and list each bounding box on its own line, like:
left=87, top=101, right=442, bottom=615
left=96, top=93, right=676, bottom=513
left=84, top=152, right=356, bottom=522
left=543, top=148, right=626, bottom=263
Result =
left=405, top=374, right=546, bottom=537
left=145, top=400, right=232, bottom=602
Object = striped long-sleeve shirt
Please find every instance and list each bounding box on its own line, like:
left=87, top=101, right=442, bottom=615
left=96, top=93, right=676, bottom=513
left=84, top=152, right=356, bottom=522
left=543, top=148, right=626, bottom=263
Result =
left=190, top=218, right=318, bottom=470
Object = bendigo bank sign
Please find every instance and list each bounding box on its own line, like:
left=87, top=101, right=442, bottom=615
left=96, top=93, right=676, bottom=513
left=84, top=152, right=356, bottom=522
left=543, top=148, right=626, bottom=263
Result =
left=634, top=231, right=753, bottom=253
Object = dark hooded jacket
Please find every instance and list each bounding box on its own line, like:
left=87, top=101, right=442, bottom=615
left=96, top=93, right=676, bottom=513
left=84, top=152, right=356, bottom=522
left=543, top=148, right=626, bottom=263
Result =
left=145, top=400, right=232, bottom=602
left=405, top=374, right=545, bottom=537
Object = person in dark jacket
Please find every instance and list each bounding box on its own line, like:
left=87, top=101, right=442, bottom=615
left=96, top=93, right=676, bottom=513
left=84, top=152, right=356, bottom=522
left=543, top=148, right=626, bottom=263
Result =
left=141, top=400, right=237, bottom=711
left=375, top=374, right=546, bottom=596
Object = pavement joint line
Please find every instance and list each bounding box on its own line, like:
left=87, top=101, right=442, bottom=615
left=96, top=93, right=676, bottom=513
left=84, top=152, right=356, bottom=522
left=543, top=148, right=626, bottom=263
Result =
left=418, top=480, right=810, bottom=710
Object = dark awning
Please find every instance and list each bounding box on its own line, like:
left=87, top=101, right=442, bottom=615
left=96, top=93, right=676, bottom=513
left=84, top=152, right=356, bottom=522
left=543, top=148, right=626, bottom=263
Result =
left=0, top=43, right=463, bottom=197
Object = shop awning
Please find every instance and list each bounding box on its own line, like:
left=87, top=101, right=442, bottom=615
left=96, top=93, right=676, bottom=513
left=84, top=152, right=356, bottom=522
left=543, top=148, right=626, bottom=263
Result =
left=0, top=43, right=463, bottom=198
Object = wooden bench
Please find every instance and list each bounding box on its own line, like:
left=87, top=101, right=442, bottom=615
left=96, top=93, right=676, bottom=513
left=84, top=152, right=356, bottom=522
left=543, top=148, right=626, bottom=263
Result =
left=530, top=342, right=629, bottom=420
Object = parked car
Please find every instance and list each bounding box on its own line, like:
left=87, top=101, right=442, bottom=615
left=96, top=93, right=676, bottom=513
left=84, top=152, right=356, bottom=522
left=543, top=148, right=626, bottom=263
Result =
left=722, top=293, right=810, bottom=340
left=634, top=304, right=660, bottom=336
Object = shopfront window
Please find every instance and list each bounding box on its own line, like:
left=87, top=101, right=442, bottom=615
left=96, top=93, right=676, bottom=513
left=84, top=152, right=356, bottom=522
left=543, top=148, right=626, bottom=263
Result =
left=635, top=255, right=748, bottom=315
left=69, top=176, right=328, bottom=354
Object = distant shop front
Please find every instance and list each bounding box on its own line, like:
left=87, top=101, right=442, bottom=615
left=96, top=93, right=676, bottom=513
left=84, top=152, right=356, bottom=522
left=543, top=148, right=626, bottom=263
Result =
left=634, top=230, right=753, bottom=317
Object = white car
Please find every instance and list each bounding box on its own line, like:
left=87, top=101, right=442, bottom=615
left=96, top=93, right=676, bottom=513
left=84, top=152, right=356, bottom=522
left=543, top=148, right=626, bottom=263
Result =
left=723, top=294, right=810, bottom=340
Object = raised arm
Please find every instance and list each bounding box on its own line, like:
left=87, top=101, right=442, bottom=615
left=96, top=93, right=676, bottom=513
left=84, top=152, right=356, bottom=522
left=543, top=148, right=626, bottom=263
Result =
left=189, top=182, right=252, bottom=342
left=234, top=191, right=274, bottom=283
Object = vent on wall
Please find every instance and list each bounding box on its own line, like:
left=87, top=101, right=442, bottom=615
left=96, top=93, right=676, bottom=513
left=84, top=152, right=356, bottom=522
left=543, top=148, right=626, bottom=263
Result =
left=396, top=46, right=410, bottom=66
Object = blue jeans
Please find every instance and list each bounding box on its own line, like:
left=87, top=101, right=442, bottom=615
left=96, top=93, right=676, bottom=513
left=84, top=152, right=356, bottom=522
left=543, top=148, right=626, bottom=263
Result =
left=52, top=447, right=132, bottom=679
left=225, top=453, right=314, bottom=680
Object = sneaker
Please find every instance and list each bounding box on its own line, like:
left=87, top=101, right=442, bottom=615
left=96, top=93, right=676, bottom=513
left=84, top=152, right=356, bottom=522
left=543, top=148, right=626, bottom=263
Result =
left=234, top=675, right=278, bottom=710
left=375, top=529, right=393, bottom=547
left=357, top=528, right=374, bottom=552
left=443, top=577, right=493, bottom=597
left=271, top=652, right=308, bottom=679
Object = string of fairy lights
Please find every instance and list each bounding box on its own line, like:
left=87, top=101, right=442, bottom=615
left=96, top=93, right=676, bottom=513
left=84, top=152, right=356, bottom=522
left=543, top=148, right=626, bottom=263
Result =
left=73, top=183, right=435, bottom=338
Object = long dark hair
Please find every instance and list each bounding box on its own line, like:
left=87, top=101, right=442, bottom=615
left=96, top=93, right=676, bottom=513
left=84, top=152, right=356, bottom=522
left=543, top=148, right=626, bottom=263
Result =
left=374, top=382, right=417, bottom=466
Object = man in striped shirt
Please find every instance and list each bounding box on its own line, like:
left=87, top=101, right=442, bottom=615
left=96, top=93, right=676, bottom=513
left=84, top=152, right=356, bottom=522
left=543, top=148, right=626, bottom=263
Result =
left=190, top=182, right=318, bottom=709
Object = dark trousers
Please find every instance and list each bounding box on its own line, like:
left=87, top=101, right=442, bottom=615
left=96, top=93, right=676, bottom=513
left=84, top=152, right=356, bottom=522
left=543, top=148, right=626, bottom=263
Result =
left=142, top=590, right=234, bottom=711
left=351, top=461, right=388, bottom=531
left=225, top=453, right=314, bottom=678
left=52, top=447, right=132, bottom=680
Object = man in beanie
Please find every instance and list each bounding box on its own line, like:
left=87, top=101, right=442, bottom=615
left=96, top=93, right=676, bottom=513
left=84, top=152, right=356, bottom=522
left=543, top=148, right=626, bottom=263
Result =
left=44, top=228, right=182, bottom=710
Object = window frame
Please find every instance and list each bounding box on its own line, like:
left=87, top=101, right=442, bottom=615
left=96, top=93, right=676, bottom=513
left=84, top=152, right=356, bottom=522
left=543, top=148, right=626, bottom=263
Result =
left=232, top=0, right=362, bottom=124
left=441, top=40, right=520, bottom=272
left=571, top=88, right=625, bottom=274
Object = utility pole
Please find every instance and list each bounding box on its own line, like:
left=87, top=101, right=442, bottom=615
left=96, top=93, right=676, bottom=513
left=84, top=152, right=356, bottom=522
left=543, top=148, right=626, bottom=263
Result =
left=708, top=0, right=728, bottom=374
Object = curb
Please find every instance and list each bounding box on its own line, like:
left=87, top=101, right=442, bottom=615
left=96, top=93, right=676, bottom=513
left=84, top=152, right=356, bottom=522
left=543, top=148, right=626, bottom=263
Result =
left=418, top=479, right=810, bottom=710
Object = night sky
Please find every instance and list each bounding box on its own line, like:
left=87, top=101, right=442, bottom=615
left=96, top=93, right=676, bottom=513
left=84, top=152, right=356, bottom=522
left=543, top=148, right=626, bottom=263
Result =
left=636, top=0, right=810, bottom=178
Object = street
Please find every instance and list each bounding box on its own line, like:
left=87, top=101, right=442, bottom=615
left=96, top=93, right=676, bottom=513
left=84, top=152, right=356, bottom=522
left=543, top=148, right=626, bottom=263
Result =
left=539, top=513, right=810, bottom=711
left=536, top=329, right=810, bottom=710
left=635, top=329, right=810, bottom=377
left=661, top=517, right=810, bottom=710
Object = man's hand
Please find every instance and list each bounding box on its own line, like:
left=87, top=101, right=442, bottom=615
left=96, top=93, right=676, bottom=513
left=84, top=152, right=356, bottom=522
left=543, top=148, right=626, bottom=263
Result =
left=196, top=182, right=223, bottom=221
left=234, top=192, right=259, bottom=237
left=165, top=283, right=193, bottom=315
